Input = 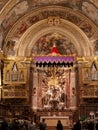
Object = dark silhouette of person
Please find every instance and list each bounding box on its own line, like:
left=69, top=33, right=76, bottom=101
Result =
left=72, top=120, right=81, bottom=130
left=72, top=122, right=76, bottom=130
left=9, top=119, right=20, bottom=130
left=56, top=120, right=63, bottom=130
left=23, top=121, right=28, bottom=130
left=88, top=121, right=94, bottom=130
left=39, top=118, right=47, bottom=130
left=0, top=118, right=8, bottom=130
left=96, top=121, right=98, bottom=130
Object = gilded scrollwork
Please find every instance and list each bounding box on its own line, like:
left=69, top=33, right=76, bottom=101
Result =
left=81, top=57, right=98, bottom=99
left=3, top=60, right=27, bottom=84
left=82, top=58, right=98, bottom=83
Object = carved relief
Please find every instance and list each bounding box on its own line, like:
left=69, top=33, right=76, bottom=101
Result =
left=47, top=17, right=60, bottom=26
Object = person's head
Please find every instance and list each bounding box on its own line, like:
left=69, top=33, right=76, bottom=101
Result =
left=42, top=118, right=45, bottom=122
left=58, top=120, right=61, bottom=124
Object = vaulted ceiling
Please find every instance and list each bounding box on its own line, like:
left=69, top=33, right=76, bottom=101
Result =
left=0, top=0, right=98, bottom=57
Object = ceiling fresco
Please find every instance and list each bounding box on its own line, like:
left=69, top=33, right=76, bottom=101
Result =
left=31, top=33, right=77, bottom=56
left=3, top=6, right=98, bottom=57
left=0, top=0, right=98, bottom=57
left=0, top=0, right=9, bottom=10
left=0, top=0, right=98, bottom=34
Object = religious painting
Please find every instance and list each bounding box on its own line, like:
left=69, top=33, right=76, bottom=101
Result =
left=0, top=0, right=9, bottom=10
left=31, top=0, right=82, bottom=9
left=17, top=22, right=27, bottom=35
left=6, top=40, right=16, bottom=56
left=82, top=1, right=98, bottom=26
left=31, top=32, right=77, bottom=56
left=1, top=0, right=29, bottom=30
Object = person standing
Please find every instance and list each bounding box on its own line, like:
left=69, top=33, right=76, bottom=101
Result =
left=23, top=120, right=28, bottom=130
left=9, top=119, right=20, bottom=130
left=28, top=120, right=36, bottom=130
left=72, top=120, right=81, bottom=130
left=88, top=121, right=94, bottom=130
left=96, top=121, right=98, bottom=130
left=56, top=120, right=63, bottom=130
left=39, top=118, right=47, bottom=130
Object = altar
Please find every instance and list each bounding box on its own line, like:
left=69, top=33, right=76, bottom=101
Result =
left=40, top=116, right=69, bottom=127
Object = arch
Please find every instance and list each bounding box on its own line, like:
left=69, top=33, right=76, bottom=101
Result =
left=3, top=6, right=98, bottom=57
left=16, top=18, right=91, bottom=57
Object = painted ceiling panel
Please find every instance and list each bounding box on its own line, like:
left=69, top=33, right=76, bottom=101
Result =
left=0, top=0, right=98, bottom=57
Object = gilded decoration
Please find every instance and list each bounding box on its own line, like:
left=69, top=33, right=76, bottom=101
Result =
left=7, top=19, right=91, bottom=57
left=5, top=6, right=97, bottom=40
left=81, top=57, right=98, bottom=84
left=1, top=0, right=98, bottom=31
left=2, top=85, right=28, bottom=99
left=47, top=17, right=61, bottom=26
left=32, top=44, right=76, bottom=110
left=3, top=60, right=27, bottom=84
left=3, top=6, right=98, bottom=57
left=79, top=57, right=98, bottom=99
left=2, top=58, right=28, bottom=99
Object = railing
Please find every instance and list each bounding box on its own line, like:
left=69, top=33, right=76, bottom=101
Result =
left=81, top=86, right=98, bottom=98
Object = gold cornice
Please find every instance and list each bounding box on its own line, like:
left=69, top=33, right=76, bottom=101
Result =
left=2, top=55, right=98, bottom=63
